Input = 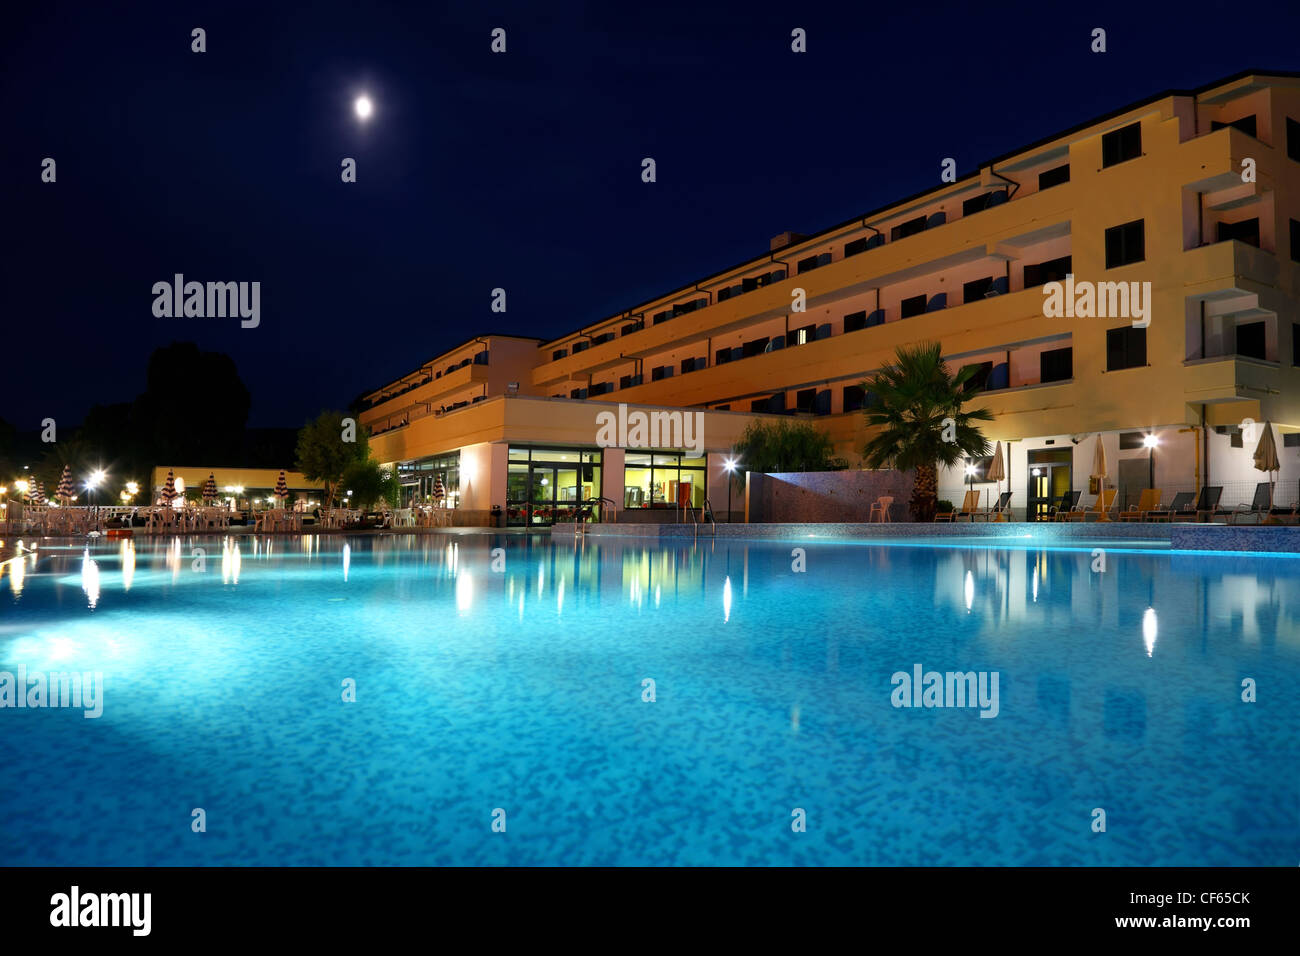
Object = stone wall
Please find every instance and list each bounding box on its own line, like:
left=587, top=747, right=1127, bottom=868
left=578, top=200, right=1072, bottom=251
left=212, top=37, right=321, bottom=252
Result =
left=745, top=470, right=916, bottom=522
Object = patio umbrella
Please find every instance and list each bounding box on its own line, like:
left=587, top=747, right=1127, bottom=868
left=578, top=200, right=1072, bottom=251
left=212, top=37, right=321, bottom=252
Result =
left=1090, top=436, right=1109, bottom=520
left=161, top=469, right=177, bottom=506
left=987, top=441, right=1005, bottom=509
left=432, top=474, right=445, bottom=505
left=274, top=470, right=289, bottom=502
left=56, top=465, right=74, bottom=504
left=202, top=473, right=218, bottom=504
left=34, top=481, right=47, bottom=505
left=1252, top=421, right=1280, bottom=512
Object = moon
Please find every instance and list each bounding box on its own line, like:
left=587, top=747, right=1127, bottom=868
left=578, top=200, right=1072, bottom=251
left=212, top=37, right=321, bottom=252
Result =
left=354, top=96, right=373, bottom=120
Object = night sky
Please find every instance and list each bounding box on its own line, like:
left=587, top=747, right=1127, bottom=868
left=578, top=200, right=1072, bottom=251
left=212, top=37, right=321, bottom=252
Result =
left=5, top=0, right=1298, bottom=430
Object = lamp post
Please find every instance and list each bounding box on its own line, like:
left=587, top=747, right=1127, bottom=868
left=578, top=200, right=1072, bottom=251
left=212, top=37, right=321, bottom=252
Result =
left=723, top=457, right=739, bottom=522
left=86, top=469, right=106, bottom=508
left=1143, top=433, right=1158, bottom=488
left=965, top=462, right=977, bottom=509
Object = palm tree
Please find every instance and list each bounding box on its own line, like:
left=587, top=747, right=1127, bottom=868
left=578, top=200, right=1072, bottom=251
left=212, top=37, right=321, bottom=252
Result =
left=861, top=341, right=992, bottom=521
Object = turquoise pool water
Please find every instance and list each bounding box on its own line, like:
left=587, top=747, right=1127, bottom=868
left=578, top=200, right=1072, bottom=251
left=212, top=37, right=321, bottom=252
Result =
left=0, top=533, right=1296, bottom=866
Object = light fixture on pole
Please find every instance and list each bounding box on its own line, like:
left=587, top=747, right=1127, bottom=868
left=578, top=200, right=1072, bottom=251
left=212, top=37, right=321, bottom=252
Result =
left=723, top=457, right=739, bottom=523
left=1143, top=433, right=1158, bottom=487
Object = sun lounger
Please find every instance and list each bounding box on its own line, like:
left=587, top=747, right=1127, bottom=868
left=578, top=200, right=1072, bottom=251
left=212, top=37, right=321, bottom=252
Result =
left=1119, top=488, right=1162, bottom=522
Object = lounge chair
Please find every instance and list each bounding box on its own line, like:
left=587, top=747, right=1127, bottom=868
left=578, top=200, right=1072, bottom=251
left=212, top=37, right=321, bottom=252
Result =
left=1047, top=490, right=1082, bottom=521
left=1193, top=486, right=1223, bottom=522
left=1145, top=491, right=1194, bottom=522
left=1225, top=483, right=1271, bottom=525
left=1119, top=488, right=1162, bottom=522
left=979, top=491, right=1013, bottom=522
left=935, top=490, right=979, bottom=522
left=1065, top=488, right=1117, bottom=521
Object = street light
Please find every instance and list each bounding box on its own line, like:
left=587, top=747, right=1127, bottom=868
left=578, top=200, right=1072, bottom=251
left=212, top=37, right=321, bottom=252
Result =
left=723, top=457, right=739, bottom=522
left=86, top=469, right=106, bottom=507
left=1143, top=433, right=1158, bottom=487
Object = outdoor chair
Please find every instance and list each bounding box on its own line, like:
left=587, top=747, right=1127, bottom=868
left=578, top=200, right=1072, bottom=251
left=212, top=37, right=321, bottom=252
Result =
left=1226, top=483, right=1271, bottom=525
left=979, top=491, right=1013, bottom=522
left=937, top=490, right=980, bottom=522
left=1145, top=491, right=1194, bottom=522
left=1065, top=488, right=1117, bottom=521
left=869, top=496, right=894, bottom=523
left=1048, top=490, right=1082, bottom=521
left=1119, top=488, right=1162, bottom=522
left=1192, top=486, right=1224, bottom=522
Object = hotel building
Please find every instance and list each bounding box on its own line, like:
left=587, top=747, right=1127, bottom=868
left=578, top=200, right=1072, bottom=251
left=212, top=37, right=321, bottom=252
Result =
left=360, top=69, right=1300, bottom=524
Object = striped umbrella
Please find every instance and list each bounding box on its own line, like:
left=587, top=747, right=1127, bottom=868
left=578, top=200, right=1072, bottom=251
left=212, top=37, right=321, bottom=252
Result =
left=34, top=481, right=48, bottom=504
left=432, top=474, right=445, bottom=505
left=161, top=469, right=177, bottom=505
left=57, top=465, right=74, bottom=504
left=202, top=473, right=218, bottom=504
left=274, top=470, right=289, bottom=501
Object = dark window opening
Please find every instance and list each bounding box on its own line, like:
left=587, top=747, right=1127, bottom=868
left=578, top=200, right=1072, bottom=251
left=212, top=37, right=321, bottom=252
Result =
left=742, top=336, right=770, bottom=358
left=1105, top=219, right=1145, bottom=267
left=1290, top=219, right=1300, bottom=262
left=1040, top=346, right=1073, bottom=383
left=552, top=348, right=568, bottom=361
left=1211, top=115, right=1257, bottom=137
left=1023, top=255, right=1072, bottom=288
left=890, top=216, right=926, bottom=241
left=619, top=373, right=642, bottom=389
left=900, top=294, right=927, bottom=319
left=1119, top=431, right=1147, bottom=451
left=962, top=190, right=1006, bottom=216
left=797, top=252, right=832, bottom=273
left=1235, top=322, right=1266, bottom=360
left=1288, top=118, right=1300, bottom=162
left=621, top=321, right=643, bottom=336
left=796, top=388, right=817, bottom=412
left=572, top=339, right=590, bottom=353
left=591, top=332, right=615, bottom=345
left=1218, top=217, right=1260, bottom=248
left=1038, top=164, right=1070, bottom=189
left=844, top=310, right=867, bottom=332
left=844, top=237, right=868, bottom=257
left=1106, top=326, right=1147, bottom=371
left=843, top=384, right=865, bottom=412
left=963, top=276, right=994, bottom=303
left=960, top=362, right=993, bottom=393
left=1102, top=122, right=1141, bottom=167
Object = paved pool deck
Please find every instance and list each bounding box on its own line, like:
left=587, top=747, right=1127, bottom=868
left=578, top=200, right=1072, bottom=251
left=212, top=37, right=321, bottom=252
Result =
left=551, top=520, right=1300, bottom=553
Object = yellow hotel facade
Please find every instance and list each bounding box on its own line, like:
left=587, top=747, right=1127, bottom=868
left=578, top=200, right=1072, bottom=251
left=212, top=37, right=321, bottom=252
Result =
left=360, top=70, right=1300, bottom=525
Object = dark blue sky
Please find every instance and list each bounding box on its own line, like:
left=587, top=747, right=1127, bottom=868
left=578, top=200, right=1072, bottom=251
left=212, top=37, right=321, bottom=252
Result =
left=5, top=0, right=1298, bottom=428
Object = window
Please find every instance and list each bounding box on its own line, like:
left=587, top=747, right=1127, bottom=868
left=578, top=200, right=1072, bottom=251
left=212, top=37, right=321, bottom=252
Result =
left=963, top=277, right=994, bottom=303
left=1235, top=322, right=1266, bottom=360
left=592, top=332, right=615, bottom=345
left=1285, top=433, right=1300, bottom=448
left=962, top=190, right=1005, bottom=216
left=798, top=252, right=832, bottom=273
left=1105, top=219, right=1145, bottom=267
left=1023, top=255, right=1072, bottom=288
left=742, top=336, right=770, bottom=357
left=621, top=320, right=643, bottom=335
left=844, top=310, right=867, bottom=333
left=1291, top=219, right=1300, bottom=262
left=572, top=339, right=590, bottom=353
left=715, top=348, right=733, bottom=366
left=960, top=362, right=993, bottom=393
left=900, top=294, right=927, bottom=319
left=843, top=384, right=866, bottom=412
left=681, top=356, right=706, bottom=373
left=619, top=373, right=642, bottom=389
left=1289, top=118, right=1300, bottom=162
left=569, top=387, right=587, bottom=399
left=1040, top=346, right=1073, bottom=383
left=890, top=216, right=926, bottom=241
left=791, top=325, right=816, bottom=346
left=796, top=388, right=816, bottom=412
left=1038, top=164, right=1070, bottom=190
left=1218, top=218, right=1260, bottom=248
left=844, top=237, right=868, bottom=257
left=1101, top=122, right=1141, bottom=167
left=1211, top=115, right=1257, bottom=137
left=588, top=382, right=613, bottom=396
left=653, top=310, right=671, bottom=325
left=552, top=348, right=568, bottom=361
left=1118, top=431, right=1147, bottom=451
left=1295, top=323, right=1300, bottom=366
left=651, top=365, right=674, bottom=381
left=1106, top=326, right=1146, bottom=371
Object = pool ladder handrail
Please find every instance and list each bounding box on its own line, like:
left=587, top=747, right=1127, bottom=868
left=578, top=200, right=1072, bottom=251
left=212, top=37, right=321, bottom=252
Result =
left=575, top=496, right=618, bottom=536
left=685, top=498, right=716, bottom=538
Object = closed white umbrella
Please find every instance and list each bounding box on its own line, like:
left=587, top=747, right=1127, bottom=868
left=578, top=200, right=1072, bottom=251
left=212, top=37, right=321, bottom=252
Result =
left=987, top=441, right=1005, bottom=515
left=1252, top=421, right=1280, bottom=513
left=1091, top=436, right=1109, bottom=520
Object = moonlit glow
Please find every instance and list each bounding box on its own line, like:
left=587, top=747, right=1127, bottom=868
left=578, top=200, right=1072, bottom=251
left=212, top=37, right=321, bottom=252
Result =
left=354, top=96, right=373, bottom=119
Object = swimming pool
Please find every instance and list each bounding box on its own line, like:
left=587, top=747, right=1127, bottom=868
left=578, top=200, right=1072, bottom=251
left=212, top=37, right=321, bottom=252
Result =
left=1, top=533, right=1296, bottom=866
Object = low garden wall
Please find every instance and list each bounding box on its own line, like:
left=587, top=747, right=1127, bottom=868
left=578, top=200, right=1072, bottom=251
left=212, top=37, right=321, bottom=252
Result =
left=745, top=470, right=916, bottom=522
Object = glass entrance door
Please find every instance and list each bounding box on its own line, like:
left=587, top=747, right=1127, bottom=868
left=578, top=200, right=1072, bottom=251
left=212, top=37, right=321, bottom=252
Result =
left=1027, top=460, right=1072, bottom=520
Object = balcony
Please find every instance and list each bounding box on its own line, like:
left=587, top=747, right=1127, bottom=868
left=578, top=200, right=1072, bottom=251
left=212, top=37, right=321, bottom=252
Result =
left=1182, top=355, right=1282, bottom=404
left=1182, top=239, right=1279, bottom=301
left=360, top=362, right=490, bottom=425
